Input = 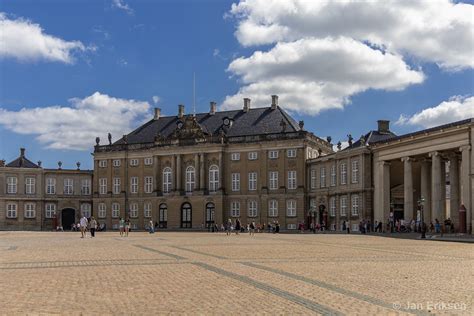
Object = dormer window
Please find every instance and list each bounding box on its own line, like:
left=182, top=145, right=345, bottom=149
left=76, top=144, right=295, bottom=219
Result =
left=223, top=117, right=233, bottom=127
left=177, top=120, right=183, bottom=129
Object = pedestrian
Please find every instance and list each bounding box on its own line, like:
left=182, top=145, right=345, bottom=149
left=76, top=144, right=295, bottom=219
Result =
left=80, top=216, right=88, bottom=238
left=226, top=219, right=232, bottom=235
left=125, top=218, right=131, bottom=237
left=235, top=219, right=241, bottom=235
left=342, top=221, right=346, bottom=232
left=89, top=216, right=97, bottom=238
left=367, top=219, right=371, bottom=233
left=435, top=218, right=441, bottom=233
left=149, top=219, right=154, bottom=234
left=275, top=221, right=280, bottom=233
left=119, top=217, right=125, bottom=237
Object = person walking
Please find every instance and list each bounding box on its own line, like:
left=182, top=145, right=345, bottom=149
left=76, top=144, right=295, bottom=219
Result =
left=149, top=219, right=154, bottom=234
left=119, top=217, right=125, bottom=237
left=235, top=219, right=241, bottom=235
left=79, top=216, right=88, bottom=238
left=125, top=218, right=131, bottom=237
left=249, top=221, right=255, bottom=236
left=89, top=217, right=97, bottom=238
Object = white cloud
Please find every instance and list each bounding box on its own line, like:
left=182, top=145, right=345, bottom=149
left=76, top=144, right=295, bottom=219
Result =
left=112, top=0, right=134, bottom=15
left=152, top=96, right=160, bottom=104
left=396, top=96, right=474, bottom=128
left=0, top=92, right=150, bottom=150
left=0, top=12, right=89, bottom=64
left=222, top=37, right=424, bottom=114
left=223, top=0, right=473, bottom=115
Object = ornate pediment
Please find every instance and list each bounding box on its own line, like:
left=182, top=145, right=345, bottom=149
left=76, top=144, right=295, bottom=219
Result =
left=171, top=116, right=208, bottom=142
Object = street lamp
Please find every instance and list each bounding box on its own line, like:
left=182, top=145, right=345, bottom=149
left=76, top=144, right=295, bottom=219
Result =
left=417, top=196, right=426, bottom=239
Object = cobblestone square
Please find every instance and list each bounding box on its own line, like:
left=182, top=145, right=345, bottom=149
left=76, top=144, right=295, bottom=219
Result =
left=0, top=231, right=472, bottom=315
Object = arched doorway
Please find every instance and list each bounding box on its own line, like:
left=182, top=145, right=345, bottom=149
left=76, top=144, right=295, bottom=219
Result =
left=206, top=202, right=215, bottom=229
left=159, top=203, right=168, bottom=228
left=181, top=203, right=192, bottom=228
left=62, top=208, right=76, bottom=230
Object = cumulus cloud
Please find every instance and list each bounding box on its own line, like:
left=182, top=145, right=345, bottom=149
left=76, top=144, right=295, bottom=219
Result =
left=0, top=12, right=89, bottom=64
left=223, top=0, right=473, bottom=114
left=112, top=0, right=134, bottom=15
left=152, top=96, right=160, bottom=104
left=396, top=96, right=474, bottom=128
left=0, top=92, right=150, bottom=150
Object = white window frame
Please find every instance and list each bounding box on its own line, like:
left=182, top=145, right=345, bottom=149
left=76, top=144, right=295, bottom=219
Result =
left=248, top=152, right=258, bottom=160
left=287, top=149, right=296, bottom=158
left=340, top=196, right=347, bottom=216
left=310, top=169, right=316, bottom=189
left=231, top=153, right=240, bottom=161
left=163, top=167, right=172, bottom=193
left=248, top=172, right=257, bottom=191
left=269, top=171, right=278, bottom=190
left=340, top=163, right=347, bottom=185
left=24, top=203, right=36, bottom=218
left=329, top=197, right=336, bottom=217
left=268, top=150, right=278, bottom=159
left=99, top=178, right=107, bottom=195
left=99, top=160, right=107, bottom=168
left=248, top=200, right=258, bottom=217
left=64, top=178, right=73, bottom=195
left=185, top=166, right=195, bottom=193
left=45, top=203, right=56, bottom=219
left=330, top=164, right=336, bottom=187
left=112, top=203, right=120, bottom=218
left=130, top=159, right=139, bottom=166
left=98, top=203, right=106, bottom=218
left=129, top=203, right=138, bottom=218
left=7, top=177, right=17, bottom=194
left=113, top=177, right=121, bottom=194
left=231, top=173, right=240, bottom=191
left=351, top=194, right=359, bottom=216
left=209, top=165, right=219, bottom=192
left=287, top=223, right=297, bottom=230
left=6, top=203, right=17, bottom=218
left=46, top=178, right=56, bottom=195
left=144, top=176, right=153, bottom=193
left=130, top=177, right=138, bottom=193
left=113, top=159, right=121, bottom=167
left=144, top=157, right=153, bottom=166
left=144, top=202, right=152, bottom=218
left=352, top=160, right=359, bottom=184
left=25, top=177, right=35, bottom=194
left=81, top=179, right=91, bottom=195
left=320, top=167, right=326, bottom=188
left=81, top=203, right=91, bottom=218
left=231, top=201, right=240, bottom=217
left=288, top=171, right=297, bottom=189
left=268, top=200, right=278, bottom=217
left=286, top=200, right=296, bottom=217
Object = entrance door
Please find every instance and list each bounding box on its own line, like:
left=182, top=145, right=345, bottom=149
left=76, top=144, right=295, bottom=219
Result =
left=62, top=208, right=75, bottom=230
left=159, top=203, right=168, bottom=228
left=206, top=203, right=215, bottom=228
left=181, top=203, right=192, bottom=228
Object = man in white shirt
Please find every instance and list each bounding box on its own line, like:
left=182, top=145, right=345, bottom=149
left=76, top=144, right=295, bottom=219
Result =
left=80, top=216, right=88, bottom=238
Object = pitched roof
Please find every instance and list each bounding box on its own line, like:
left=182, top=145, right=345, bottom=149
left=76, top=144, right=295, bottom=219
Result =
left=6, top=149, right=40, bottom=168
left=114, top=106, right=303, bottom=145
left=344, top=130, right=397, bottom=150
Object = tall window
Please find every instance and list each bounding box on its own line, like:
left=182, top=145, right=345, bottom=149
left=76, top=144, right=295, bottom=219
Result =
left=144, top=176, right=153, bottom=193
left=129, top=203, right=138, bottom=218
left=185, top=166, right=195, bottom=193
left=25, top=177, right=35, bottom=194
left=99, top=178, right=107, bottom=195
left=330, top=164, right=336, bottom=187
left=64, top=179, right=73, bottom=195
left=112, top=203, right=120, bottom=218
left=329, top=197, right=336, bottom=217
left=286, top=200, right=296, bottom=217
left=24, top=203, right=36, bottom=218
left=248, top=152, right=258, bottom=160
left=351, top=195, right=359, bottom=216
left=98, top=203, right=106, bottom=218
left=46, top=178, right=56, bottom=194
left=231, top=201, right=240, bottom=217
left=268, top=150, right=278, bottom=159
left=231, top=153, right=240, bottom=161
left=6, top=203, right=17, bottom=218
left=231, top=173, right=240, bottom=191
left=269, top=171, right=278, bottom=190
left=81, top=179, right=91, bottom=195
left=340, top=196, right=347, bottom=216
left=163, top=167, right=172, bottom=193
left=159, top=203, right=168, bottom=227
left=45, top=203, right=56, bottom=218
left=7, top=177, right=17, bottom=194
left=268, top=200, right=278, bottom=217
left=209, top=165, right=219, bottom=192
left=144, top=157, right=153, bottom=165
left=130, top=159, right=139, bottom=166
left=130, top=177, right=138, bottom=193
left=287, top=171, right=296, bottom=189
left=113, top=159, right=121, bottom=167
left=340, top=163, right=347, bottom=185
left=248, top=172, right=257, bottom=191
left=352, top=160, right=359, bottom=184
left=99, top=160, right=107, bottom=168
left=144, top=202, right=152, bottom=218
left=287, top=149, right=296, bottom=158
left=248, top=200, right=258, bottom=217
left=113, top=177, right=121, bottom=194
left=320, top=167, right=326, bottom=188
left=310, top=169, right=316, bottom=189
left=81, top=203, right=91, bottom=218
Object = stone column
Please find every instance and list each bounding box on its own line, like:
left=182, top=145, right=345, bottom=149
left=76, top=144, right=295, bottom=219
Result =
left=194, top=154, right=199, bottom=191
left=218, top=151, right=223, bottom=191
left=402, top=157, right=414, bottom=221
left=176, top=154, right=181, bottom=192
left=199, top=153, right=205, bottom=191
left=420, top=159, right=432, bottom=224
left=460, top=145, right=471, bottom=232
left=430, top=151, right=443, bottom=222
left=441, top=160, right=446, bottom=221
left=448, top=153, right=460, bottom=230
left=171, top=155, right=175, bottom=191
left=376, top=161, right=391, bottom=225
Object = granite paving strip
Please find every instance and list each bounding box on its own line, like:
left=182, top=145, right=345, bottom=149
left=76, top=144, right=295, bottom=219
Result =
left=171, top=246, right=228, bottom=259
left=0, top=259, right=184, bottom=270
left=241, top=262, right=430, bottom=316
left=192, top=261, right=342, bottom=315
left=133, top=245, right=187, bottom=260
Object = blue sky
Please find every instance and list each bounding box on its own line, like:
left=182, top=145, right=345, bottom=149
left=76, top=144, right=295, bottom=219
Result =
left=0, top=0, right=473, bottom=169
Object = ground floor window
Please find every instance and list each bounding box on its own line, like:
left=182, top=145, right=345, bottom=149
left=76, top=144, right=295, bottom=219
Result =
left=45, top=203, right=56, bottom=218
left=144, top=202, right=152, bottom=218
left=129, top=203, right=138, bottom=218
left=81, top=203, right=91, bottom=218
left=181, top=203, right=192, bottom=228
left=24, top=203, right=36, bottom=218
left=7, top=203, right=17, bottom=218
left=287, top=223, right=297, bottom=230
left=159, top=204, right=167, bottom=228
left=98, top=203, right=106, bottom=218
left=230, top=201, right=240, bottom=217
left=351, top=224, right=359, bottom=231
left=206, top=203, right=215, bottom=227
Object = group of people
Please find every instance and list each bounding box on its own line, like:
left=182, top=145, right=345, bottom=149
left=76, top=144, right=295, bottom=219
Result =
left=119, top=218, right=132, bottom=237
left=77, top=216, right=98, bottom=238
left=217, top=219, right=279, bottom=235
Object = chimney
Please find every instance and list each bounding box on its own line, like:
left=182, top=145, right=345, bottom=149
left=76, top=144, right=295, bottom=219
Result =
left=37, top=161, right=42, bottom=167
left=377, top=120, right=390, bottom=133
left=20, top=148, right=25, bottom=157
left=178, top=104, right=185, bottom=118
left=210, top=101, right=217, bottom=115
left=243, top=98, right=251, bottom=112
left=271, top=95, right=278, bottom=110
left=153, top=108, right=161, bottom=120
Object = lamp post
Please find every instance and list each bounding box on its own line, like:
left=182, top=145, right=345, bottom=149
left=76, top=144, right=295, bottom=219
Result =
left=418, top=196, right=426, bottom=239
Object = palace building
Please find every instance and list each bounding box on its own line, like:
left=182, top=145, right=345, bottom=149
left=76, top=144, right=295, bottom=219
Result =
left=0, top=96, right=472, bottom=233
